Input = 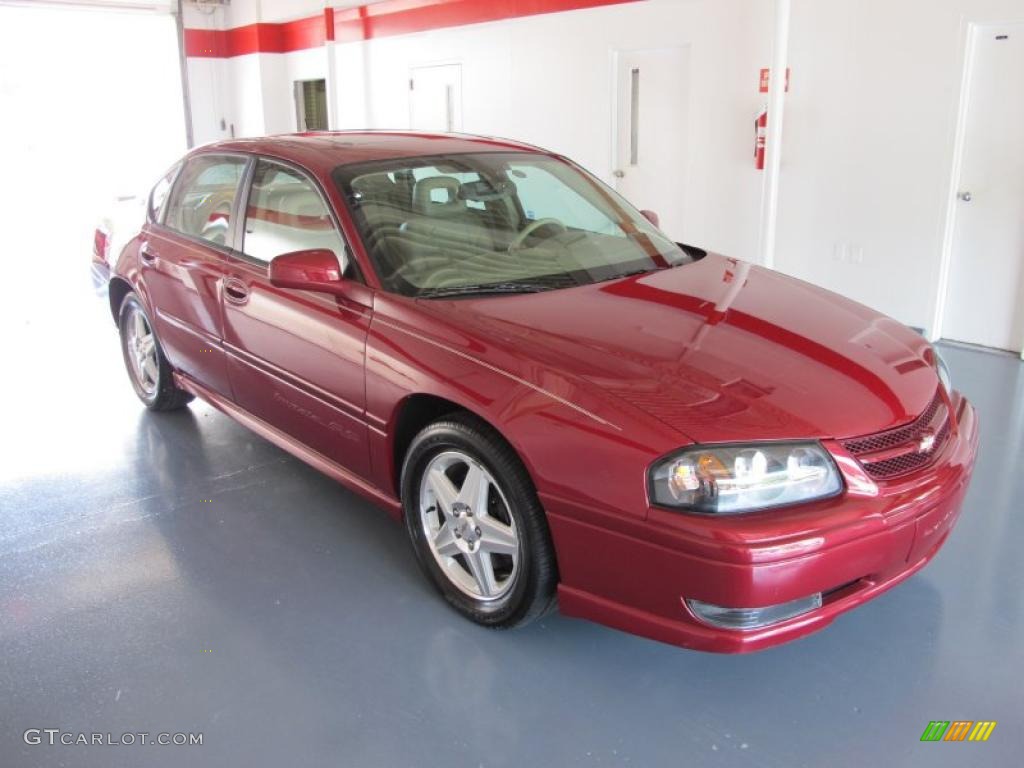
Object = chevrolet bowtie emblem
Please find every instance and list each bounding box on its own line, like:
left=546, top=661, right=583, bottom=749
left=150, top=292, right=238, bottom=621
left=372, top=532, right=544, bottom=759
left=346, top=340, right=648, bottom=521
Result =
left=919, top=432, right=937, bottom=453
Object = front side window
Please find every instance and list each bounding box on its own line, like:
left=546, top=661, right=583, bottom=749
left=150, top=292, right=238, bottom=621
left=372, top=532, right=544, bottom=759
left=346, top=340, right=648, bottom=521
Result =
left=242, top=160, right=350, bottom=272
left=333, top=152, right=690, bottom=298
left=164, top=155, right=246, bottom=247
left=148, top=165, right=179, bottom=223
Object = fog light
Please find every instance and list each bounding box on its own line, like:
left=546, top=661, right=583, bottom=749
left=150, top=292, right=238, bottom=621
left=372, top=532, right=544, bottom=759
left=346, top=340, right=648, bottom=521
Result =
left=687, top=593, right=823, bottom=630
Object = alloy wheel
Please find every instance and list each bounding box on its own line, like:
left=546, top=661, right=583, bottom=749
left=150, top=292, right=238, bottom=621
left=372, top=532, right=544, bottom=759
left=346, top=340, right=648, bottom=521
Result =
left=418, top=450, right=521, bottom=601
left=126, top=306, right=159, bottom=396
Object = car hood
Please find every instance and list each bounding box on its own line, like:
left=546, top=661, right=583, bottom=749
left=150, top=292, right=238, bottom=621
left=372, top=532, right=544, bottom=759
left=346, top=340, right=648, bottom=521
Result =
left=434, top=254, right=938, bottom=443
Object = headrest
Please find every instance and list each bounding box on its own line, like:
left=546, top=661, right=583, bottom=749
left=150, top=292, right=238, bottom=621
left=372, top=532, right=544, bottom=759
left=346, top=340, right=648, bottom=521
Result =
left=413, top=176, right=463, bottom=217
left=352, top=172, right=396, bottom=199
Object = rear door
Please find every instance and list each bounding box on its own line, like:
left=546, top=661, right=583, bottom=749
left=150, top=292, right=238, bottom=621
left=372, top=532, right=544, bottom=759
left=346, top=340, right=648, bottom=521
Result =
left=222, top=157, right=372, bottom=478
left=142, top=153, right=249, bottom=397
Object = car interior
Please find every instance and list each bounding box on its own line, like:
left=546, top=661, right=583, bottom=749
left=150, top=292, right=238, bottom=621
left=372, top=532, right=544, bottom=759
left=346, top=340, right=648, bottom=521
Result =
left=348, top=168, right=586, bottom=293
left=242, top=174, right=352, bottom=273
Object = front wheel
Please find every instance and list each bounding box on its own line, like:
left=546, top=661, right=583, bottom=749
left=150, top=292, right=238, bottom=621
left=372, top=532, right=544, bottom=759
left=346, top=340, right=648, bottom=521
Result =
left=118, top=292, right=193, bottom=411
left=401, top=414, right=558, bottom=627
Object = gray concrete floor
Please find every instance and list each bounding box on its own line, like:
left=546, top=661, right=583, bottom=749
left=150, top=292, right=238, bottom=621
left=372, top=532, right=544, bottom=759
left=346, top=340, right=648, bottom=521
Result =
left=1, top=262, right=1022, bottom=768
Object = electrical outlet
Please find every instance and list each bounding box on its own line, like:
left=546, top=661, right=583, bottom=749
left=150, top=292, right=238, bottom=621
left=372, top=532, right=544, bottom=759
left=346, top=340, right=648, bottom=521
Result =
left=833, top=241, right=864, bottom=264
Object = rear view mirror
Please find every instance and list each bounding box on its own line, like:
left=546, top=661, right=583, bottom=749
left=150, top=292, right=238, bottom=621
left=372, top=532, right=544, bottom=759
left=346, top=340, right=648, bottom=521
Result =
left=640, top=209, right=660, bottom=228
left=268, top=249, right=345, bottom=295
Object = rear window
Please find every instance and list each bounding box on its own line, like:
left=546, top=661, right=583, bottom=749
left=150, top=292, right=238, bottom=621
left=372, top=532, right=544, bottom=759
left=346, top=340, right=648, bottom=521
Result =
left=148, top=165, right=179, bottom=223
left=163, top=155, right=246, bottom=247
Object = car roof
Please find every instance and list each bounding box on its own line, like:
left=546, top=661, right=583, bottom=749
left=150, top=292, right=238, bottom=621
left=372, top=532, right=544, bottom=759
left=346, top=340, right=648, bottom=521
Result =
left=197, top=131, right=545, bottom=175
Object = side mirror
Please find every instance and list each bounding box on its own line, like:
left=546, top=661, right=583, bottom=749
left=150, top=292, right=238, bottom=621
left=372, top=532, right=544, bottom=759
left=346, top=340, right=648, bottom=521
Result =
left=640, top=209, right=660, bottom=228
left=268, top=249, right=345, bottom=295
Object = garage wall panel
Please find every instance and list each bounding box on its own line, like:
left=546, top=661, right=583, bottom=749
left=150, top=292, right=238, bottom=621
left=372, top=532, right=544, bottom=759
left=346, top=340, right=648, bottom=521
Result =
left=778, top=0, right=1024, bottom=333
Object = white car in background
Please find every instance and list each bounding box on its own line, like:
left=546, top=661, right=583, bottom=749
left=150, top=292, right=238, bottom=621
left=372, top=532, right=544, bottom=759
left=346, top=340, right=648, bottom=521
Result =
left=91, top=194, right=148, bottom=293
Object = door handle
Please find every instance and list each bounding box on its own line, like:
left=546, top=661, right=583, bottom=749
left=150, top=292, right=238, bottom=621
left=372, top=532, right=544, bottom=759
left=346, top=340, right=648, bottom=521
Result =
left=957, top=191, right=972, bottom=202
left=139, top=242, right=158, bottom=263
left=223, top=277, right=250, bottom=304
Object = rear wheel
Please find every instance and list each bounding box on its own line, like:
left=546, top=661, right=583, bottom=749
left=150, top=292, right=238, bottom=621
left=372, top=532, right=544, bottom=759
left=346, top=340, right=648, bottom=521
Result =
left=118, top=292, right=193, bottom=411
left=401, top=414, right=558, bottom=627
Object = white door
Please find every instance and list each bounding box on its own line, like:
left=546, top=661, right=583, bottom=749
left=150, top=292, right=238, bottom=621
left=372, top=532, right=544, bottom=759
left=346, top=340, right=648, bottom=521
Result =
left=943, top=23, right=1024, bottom=354
left=409, top=64, right=462, bottom=132
left=612, top=47, right=690, bottom=241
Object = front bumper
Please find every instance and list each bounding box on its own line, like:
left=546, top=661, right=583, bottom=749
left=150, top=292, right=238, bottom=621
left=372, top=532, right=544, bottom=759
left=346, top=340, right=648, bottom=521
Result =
left=544, top=393, right=979, bottom=653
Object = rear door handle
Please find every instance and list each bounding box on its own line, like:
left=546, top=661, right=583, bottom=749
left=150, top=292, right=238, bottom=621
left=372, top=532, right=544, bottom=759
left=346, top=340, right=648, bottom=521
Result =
left=139, top=242, right=158, bottom=263
left=223, top=277, right=250, bottom=304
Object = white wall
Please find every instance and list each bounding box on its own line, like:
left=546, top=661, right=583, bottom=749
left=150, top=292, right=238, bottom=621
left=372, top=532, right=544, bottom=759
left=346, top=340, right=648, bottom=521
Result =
left=262, top=47, right=332, bottom=135
left=223, top=0, right=331, bottom=27
left=332, top=0, right=773, bottom=262
left=778, top=0, right=1024, bottom=333
left=184, top=1, right=333, bottom=142
left=183, top=1, right=229, bottom=145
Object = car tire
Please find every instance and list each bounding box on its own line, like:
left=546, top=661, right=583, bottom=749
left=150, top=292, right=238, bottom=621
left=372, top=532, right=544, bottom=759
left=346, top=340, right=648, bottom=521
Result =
left=401, top=413, right=558, bottom=628
left=118, top=292, right=193, bottom=411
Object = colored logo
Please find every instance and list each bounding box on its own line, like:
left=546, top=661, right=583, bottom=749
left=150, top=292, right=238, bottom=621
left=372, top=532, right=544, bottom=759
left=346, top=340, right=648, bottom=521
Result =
left=920, top=721, right=996, bottom=742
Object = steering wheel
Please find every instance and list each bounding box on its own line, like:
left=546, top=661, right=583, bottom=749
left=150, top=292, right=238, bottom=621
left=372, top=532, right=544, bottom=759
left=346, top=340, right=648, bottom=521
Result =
left=508, top=217, right=567, bottom=252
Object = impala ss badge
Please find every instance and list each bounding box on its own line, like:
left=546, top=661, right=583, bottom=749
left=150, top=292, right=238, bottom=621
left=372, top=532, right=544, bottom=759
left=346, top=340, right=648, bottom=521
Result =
left=919, top=431, right=937, bottom=453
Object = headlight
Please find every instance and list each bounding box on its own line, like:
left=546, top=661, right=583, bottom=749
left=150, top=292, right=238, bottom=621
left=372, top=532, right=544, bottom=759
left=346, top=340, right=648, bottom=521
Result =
left=932, top=345, right=952, bottom=394
left=649, top=442, right=843, bottom=515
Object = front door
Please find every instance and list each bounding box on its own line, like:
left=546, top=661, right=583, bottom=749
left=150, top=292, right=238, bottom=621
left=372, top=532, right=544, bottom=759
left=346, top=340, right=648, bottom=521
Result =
left=612, top=46, right=690, bottom=241
left=942, top=22, right=1024, bottom=355
left=142, top=154, right=248, bottom=397
left=222, top=158, right=372, bottom=478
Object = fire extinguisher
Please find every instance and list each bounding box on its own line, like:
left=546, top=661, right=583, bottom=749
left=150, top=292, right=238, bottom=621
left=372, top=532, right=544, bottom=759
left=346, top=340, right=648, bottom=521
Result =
left=754, top=106, right=767, bottom=170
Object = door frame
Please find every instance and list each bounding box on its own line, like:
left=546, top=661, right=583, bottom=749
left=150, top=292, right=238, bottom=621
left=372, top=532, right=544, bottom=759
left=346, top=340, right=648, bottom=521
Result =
left=607, top=45, right=690, bottom=216
left=294, top=78, right=328, bottom=132
left=407, top=60, right=463, bottom=132
left=608, top=46, right=689, bottom=180
left=931, top=19, right=1024, bottom=358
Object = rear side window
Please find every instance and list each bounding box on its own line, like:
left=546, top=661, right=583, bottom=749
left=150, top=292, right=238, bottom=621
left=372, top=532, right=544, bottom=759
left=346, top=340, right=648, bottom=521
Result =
left=243, top=160, right=351, bottom=273
left=148, top=165, right=179, bottom=223
left=163, top=155, right=247, bottom=247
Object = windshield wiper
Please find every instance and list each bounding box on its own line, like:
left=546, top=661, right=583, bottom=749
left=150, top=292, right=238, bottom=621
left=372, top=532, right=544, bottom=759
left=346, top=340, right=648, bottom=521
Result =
left=418, top=282, right=548, bottom=299
left=607, top=267, right=658, bottom=281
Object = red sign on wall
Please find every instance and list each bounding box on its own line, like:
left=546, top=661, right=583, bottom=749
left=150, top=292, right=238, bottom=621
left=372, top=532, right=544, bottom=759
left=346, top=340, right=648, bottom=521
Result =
left=759, top=67, right=791, bottom=93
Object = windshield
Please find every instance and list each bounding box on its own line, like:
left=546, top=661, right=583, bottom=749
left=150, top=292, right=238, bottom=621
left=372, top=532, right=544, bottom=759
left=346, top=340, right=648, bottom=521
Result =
left=332, top=152, right=692, bottom=298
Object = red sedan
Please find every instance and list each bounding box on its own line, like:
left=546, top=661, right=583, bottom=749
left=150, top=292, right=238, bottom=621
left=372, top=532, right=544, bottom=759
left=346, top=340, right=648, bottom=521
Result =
left=94, top=132, right=978, bottom=652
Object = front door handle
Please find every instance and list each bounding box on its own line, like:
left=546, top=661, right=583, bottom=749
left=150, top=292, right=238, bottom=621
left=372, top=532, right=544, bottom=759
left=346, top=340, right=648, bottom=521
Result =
left=223, top=277, right=250, bottom=304
left=139, top=242, right=158, bottom=263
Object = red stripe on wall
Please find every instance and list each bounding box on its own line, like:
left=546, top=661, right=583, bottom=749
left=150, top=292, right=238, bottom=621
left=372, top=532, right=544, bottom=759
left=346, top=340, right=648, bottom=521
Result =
left=185, top=0, right=638, bottom=58
left=185, top=24, right=287, bottom=58
left=334, top=0, right=638, bottom=43
left=282, top=14, right=328, bottom=51
left=183, top=28, right=225, bottom=58
left=247, top=205, right=334, bottom=231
